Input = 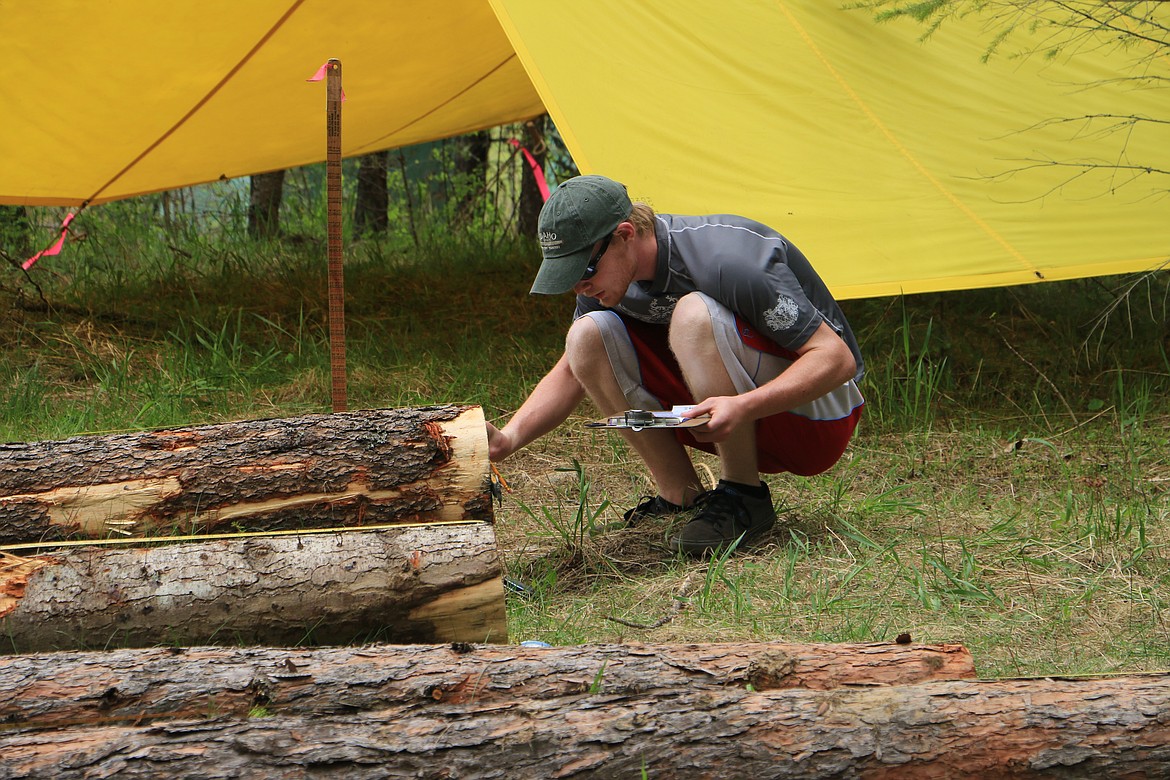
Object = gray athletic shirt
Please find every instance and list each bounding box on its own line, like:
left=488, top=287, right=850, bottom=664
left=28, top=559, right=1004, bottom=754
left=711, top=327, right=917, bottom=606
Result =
left=574, top=213, right=865, bottom=383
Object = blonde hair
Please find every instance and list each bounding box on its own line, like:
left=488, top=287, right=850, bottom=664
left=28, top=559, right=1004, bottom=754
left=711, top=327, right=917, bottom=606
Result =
left=626, top=202, right=657, bottom=236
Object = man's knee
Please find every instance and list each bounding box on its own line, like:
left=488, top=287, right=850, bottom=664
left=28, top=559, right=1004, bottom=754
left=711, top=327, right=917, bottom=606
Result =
left=565, top=316, right=609, bottom=374
left=668, top=292, right=716, bottom=350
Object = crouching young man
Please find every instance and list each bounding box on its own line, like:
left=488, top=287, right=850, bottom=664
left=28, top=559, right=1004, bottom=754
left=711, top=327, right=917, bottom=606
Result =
left=487, top=175, right=864, bottom=556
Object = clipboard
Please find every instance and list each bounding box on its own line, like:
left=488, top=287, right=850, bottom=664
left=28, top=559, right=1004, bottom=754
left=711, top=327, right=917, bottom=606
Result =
left=584, top=406, right=711, bottom=431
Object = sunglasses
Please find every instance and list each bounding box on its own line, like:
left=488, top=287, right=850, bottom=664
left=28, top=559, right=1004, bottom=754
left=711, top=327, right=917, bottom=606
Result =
left=580, top=234, right=612, bottom=282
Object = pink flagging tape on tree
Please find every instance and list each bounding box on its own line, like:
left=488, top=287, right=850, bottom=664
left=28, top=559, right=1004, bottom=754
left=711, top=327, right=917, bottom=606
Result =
left=509, top=139, right=550, bottom=202
left=22, top=212, right=75, bottom=270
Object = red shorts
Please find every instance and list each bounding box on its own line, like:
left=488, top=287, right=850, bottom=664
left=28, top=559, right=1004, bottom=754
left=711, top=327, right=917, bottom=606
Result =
left=622, top=317, right=861, bottom=476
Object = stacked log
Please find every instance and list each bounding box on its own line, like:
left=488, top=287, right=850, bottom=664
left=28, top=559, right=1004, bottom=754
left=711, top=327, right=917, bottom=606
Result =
left=3, top=641, right=1169, bottom=778
left=0, top=404, right=492, bottom=542
left=0, top=405, right=505, bottom=651
left=0, top=640, right=977, bottom=727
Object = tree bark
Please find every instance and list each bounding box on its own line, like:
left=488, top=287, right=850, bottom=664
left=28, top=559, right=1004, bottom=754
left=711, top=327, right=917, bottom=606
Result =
left=0, top=641, right=975, bottom=729
left=0, top=404, right=489, bottom=544
left=516, top=115, right=548, bottom=238
left=453, top=130, right=489, bottom=225
left=247, top=170, right=285, bottom=238
left=3, top=674, right=1170, bottom=778
left=353, top=151, right=389, bottom=235
left=0, top=522, right=505, bottom=654
left=0, top=205, right=31, bottom=258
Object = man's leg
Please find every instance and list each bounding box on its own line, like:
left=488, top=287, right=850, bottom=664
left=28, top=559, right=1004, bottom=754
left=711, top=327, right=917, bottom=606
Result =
left=667, top=293, right=761, bottom=486
left=666, top=293, right=778, bottom=556
left=564, top=315, right=703, bottom=507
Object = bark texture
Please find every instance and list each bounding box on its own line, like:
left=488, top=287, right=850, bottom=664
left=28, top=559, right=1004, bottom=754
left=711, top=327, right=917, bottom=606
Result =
left=3, top=675, right=1170, bottom=779
left=516, top=115, right=548, bottom=238
left=0, top=404, right=489, bottom=543
left=247, top=170, right=285, bottom=238
left=353, top=151, right=390, bottom=235
left=0, top=524, right=506, bottom=653
left=0, top=641, right=975, bottom=729
left=0, top=205, right=31, bottom=257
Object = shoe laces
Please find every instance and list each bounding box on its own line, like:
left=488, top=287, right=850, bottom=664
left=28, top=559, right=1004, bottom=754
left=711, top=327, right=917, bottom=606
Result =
left=624, top=495, right=679, bottom=525
left=691, top=488, right=751, bottom=533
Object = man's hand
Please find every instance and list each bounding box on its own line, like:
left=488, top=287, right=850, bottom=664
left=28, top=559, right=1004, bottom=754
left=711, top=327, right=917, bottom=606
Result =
left=682, top=321, right=856, bottom=444
left=683, top=394, right=752, bottom=443
left=486, top=422, right=515, bottom=462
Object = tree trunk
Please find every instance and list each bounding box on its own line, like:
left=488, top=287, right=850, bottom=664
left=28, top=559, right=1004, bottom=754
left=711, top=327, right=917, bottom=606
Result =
left=4, top=675, right=1170, bottom=778
left=353, top=151, right=389, bottom=235
left=0, top=641, right=975, bottom=729
left=0, top=522, right=505, bottom=654
left=452, top=130, right=490, bottom=225
left=247, top=170, right=285, bottom=238
left=517, top=115, right=548, bottom=238
left=0, top=205, right=31, bottom=258
left=395, top=149, right=420, bottom=248
left=0, top=404, right=489, bottom=544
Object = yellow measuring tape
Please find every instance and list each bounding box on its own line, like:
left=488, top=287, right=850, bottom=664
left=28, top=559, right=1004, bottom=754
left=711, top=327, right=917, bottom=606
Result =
left=0, top=519, right=485, bottom=554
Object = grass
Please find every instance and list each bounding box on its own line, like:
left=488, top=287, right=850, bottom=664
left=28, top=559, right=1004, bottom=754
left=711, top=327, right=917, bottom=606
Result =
left=522, top=418, right=1169, bottom=676
left=2, top=195, right=1168, bottom=679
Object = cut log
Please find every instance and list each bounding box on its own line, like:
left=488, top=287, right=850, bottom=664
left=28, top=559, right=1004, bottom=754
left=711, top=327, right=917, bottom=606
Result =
left=0, top=524, right=506, bottom=653
left=3, top=675, right=1170, bottom=778
left=0, top=641, right=975, bottom=729
left=0, top=404, right=490, bottom=544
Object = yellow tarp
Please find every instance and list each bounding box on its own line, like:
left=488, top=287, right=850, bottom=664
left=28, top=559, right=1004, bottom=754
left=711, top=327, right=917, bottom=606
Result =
left=0, top=1, right=544, bottom=205
left=493, top=0, right=1168, bottom=298
left=1, top=1, right=1166, bottom=298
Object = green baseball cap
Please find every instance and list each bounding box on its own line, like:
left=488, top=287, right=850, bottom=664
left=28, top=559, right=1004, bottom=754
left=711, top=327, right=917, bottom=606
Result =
left=531, top=175, right=632, bottom=294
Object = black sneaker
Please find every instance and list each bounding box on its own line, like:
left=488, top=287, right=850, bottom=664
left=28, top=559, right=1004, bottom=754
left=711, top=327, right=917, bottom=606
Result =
left=623, top=495, right=685, bottom=526
left=668, top=482, right=776, bottom=556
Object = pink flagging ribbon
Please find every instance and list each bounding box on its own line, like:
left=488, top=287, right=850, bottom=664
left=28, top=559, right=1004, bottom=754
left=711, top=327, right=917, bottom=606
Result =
left=306, top=62, right=329, bottom=82
left=307, top=61, right=346, bottom=102
left=509, top=139, right=550, bottom=202
left=23, top=212, right=75, bottom=270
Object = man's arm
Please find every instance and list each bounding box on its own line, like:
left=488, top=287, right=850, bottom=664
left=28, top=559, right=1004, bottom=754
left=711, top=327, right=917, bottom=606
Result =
left=487, top=352, right=586, bottom=461
left=685, top=320, right=857, bottom=442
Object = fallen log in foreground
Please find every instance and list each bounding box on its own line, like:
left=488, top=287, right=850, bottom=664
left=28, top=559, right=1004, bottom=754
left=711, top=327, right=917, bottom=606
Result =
left=0, top=524, right=506, bottom=653
left=0, top=404, right=489, bottom=544
left=4, top=675, right=1169, bottom=779
left=0, top=640, right=975, bottom=729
